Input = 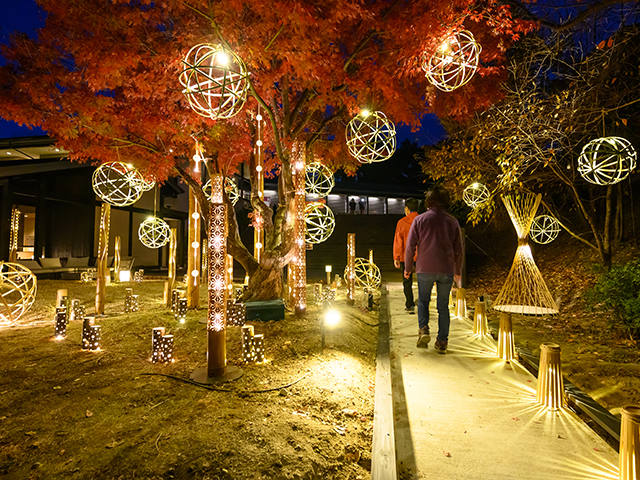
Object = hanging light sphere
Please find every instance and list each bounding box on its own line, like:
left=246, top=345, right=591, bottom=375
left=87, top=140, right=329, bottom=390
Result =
left=138, top=217, right=171, bottom=249
left=179, top=44, right=250, bottom=119
left=305, top=163, right=335, bottom=197
left=0, top=262, right=37, bottom=326
left=577, top=136, right=637, bottom=186
left=423, top=30, right=481, bottom=92
left=92, top=162, right=144, bottom=206
left=203, top=177, right=240, bottom=205
left=344, top=258, right=381, bottom=290
left=530, top=215, right=561, bottom=245
left=345, top=110, right=396, bottom=163
left=462, top=183, right=490, bottom=208
left=304, top=202, right=335, bottom=244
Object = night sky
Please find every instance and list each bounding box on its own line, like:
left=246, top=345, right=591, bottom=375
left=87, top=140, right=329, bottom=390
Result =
left=0, top=0, right=446, bottom=145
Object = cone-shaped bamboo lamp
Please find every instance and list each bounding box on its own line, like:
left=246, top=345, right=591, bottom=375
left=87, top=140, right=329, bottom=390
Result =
left=619, top=405, right=640, bottom=480
left=493, top=193, right=558, bottom=315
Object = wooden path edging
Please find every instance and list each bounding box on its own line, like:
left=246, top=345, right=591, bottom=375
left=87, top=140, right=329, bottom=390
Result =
left=371, top=285, right=398, bottom=480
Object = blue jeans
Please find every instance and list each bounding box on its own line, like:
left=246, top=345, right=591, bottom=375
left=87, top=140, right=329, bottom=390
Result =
left=417, top=273, right=454, bottom=341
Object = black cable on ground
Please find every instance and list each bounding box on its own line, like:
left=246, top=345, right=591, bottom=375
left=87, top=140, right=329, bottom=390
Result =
left=140, top=372, right=309, bottom=394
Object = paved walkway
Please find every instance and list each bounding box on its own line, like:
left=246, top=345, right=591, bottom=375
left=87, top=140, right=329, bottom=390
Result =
left=386, top=282, right=619, bottom=480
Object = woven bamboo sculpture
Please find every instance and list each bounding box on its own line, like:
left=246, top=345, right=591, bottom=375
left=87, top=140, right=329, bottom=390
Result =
left=493, top=193, right=559, bottom=315
left=92, top=162, right=144, bottom=207
left=305, top=162, right=335, bottom=197
left=462, top=183, right=490, bottom=208
left=423, top=30, right=481, bottom=92
left=305, top=202, right=335, bottom=244
left=578, top=136, right=636, bottom=186
left=138, top=217, right=171, bottom=248
left=344, top=258, right=381, bottom=291
left=0, top=262, right=37, bottom=325
left=530, top=215, right=560, bottom=245
left=345, top=111, right=396, bottom=163
left=179, top=44, right=249, bottom=119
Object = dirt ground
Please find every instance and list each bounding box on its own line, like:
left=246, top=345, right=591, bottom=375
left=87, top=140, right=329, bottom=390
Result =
left=464, top=232, right=640, bottom=420
left=0, top=279, right=379, bottom=480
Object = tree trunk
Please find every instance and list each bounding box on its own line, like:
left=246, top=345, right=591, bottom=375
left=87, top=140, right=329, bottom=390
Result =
left=243, top=262, right=284, bottom=302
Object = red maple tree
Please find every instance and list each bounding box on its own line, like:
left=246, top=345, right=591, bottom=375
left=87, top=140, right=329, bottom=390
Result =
left=0, top=0, right=530, bottom=300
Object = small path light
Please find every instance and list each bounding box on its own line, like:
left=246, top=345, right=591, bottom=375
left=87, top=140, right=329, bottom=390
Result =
left=54, top=307, right=67, bottom=340
left=321, top=301, right=341, bottom=349
left=455, top=288, right=467, bottom=318
left=537, top=343, right=564, bottom=410
left=497, top=313, right=515, bottom=363
left=473, top=297, right=488, bottom=336
left=619, top=405, right=640, bottom=480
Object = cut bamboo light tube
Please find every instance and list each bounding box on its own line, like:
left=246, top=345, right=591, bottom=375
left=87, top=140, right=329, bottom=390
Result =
left=497, top=313, right=516, bottom=362
left=254, top=106, right=265, bottom=263
left=95, top=203, right=110, bottom=315
left=347, top=233, right=356, bottom=306
left=473, top=299, right=488, bottom=336
left=114, top=236, right=121, bottom=281
left=619, top=405, right=640, bottom=480
left=536, top=343, right=564, bottom=410
left=455, top=288, right=467, bottom=318
left=187, top=179, right=201, bottom=308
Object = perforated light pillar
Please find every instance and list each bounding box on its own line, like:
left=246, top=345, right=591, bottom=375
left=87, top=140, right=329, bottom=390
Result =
left=473, top=300, right=488, bottom=336
left=187, top=185, right=201, bottom=308
left=619, top=405, right=640, bottom=480
left=114, top=236, right=121, bottom=281
left=536, top=343, right=564, bottom=410
left=291, top=141, right=306, bottom=315
left=493, top=194, right=559, bottom=315
left=347, top=233, right=356, bottom=305
left=497, top=313, right=515, bottom=362
left=455, top=288, right=467, bottom=318
left=95, top=203, right=110, bottom=315
left=9, top=208, right=19, bottom=262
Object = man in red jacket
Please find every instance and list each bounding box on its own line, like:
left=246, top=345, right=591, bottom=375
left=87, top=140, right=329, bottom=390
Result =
left=404, top=187, right=463, bottom=354
left=394, top=198, right=420, bottom=313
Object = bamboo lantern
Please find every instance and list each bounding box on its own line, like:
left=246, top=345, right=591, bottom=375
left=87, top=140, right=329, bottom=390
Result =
left=530, top=215, right=560, bottom=245
left=54, top=307, right=67, bottom=339
left=175, top=298, right=188, bottom=323
left=314, top=283, right=323, bottom=306
left=422, top=30, right=481, bottom=92
left=305, top=202, right=335, bottom=244
left=347, top=233, right=356, bottom=305
left=345, top=110, right=396, bottom=163
left=71, top=300, right=83, bottom=322
left=455, top=288, right=467, bottom=318
left=536, top=343, right=565, bottom=410
left=56, top=289, right=68, bottom=308
left=138, top=217, right=171, bottom=249
left=350, top=258, right=381, bottom=290
left=81, top=270, right=93, bottom=283
left=124, top=288, right=133, bottom=313
left=241, top=325, right=255, bottom=363
left=114, top=236, right=121, bottom=281
left=0, top=262, right=37, bottom=326
left=95, top=203, right=110, bottom=315
left=322, top=286, right=336, bottom=302
left=151, top=327, right=165, bottom=358
left=226, top=254, right=234, bottom=296
left=462, top=183, right=490, bottom=208
left=171, top=289, right=181, bottom=312
left=497, top=313, right=516, bottom=362
left=226, top=300, right=246, bottom=327
left=168, top=227, right=177, bottom=292
left=188, top=177, right=201, bottom=308
left=254, top=108, right=265, bottom=263
left=92, top=162, right=144, bottom=207
left=158, top=335, right=174, bottom=363
left=134, top=269, right=144, bottom=283
left=578, top=136, right=636, bottom=186
left=82, top=317, right=101, bottom=351
left=473, top=299, right=488, bottom=336
left=9, top=207, right=19, bottom=262
left=493, top=194, right=558, bottom=315
left=305, top=162, right=335, bottom=198
left=254, top=334, right=265, bottom=363
left=179, top=44, right=249, bottom=119
left=619, top=405, right=640, bottom=480
left=291, top=141, right=307, bottom=315
left=131, top=295, right=139, bottom=313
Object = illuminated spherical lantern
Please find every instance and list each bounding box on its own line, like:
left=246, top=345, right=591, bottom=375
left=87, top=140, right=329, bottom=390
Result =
left=530, top=215, right=561, bottom=245
left=305, top=163, right=335, bottom=197
left=92, top=162, right=144, bottom=206
left=179, top=44, right=249, bottom=119
left=462, top=183, right=490, bottom=208
left=577, top=136, right=637, bottom=186
left=138, top=217, right=171, bottom=248
left=203, top=177, right=239, bottom=205
left=344, top=258, right=381, bottom=290
left=346, top=110, right=396, bottom=163
left=304, top=202, right=335, bottom=244
left=0, top=262, right=37, bottom=326
left=423, top=30, right=481, bottom=92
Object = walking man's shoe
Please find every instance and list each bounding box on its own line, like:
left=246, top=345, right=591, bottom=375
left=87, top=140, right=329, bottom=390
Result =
left=417, top=326, right=430, bottom=348
left=434, top=339, right=448, bottom=354
left=405, top=306, right=415, bottom=314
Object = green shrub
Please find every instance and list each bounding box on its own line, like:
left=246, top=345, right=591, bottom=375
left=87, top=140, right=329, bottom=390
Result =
left=587, top=259, right=640, bottom=337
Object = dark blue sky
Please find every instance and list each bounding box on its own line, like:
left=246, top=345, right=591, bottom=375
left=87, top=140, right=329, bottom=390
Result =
left=0, top=0, right=446, bottom=145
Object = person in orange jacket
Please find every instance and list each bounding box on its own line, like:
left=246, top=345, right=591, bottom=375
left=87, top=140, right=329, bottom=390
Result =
left=393, top=198, right=420, bottom=313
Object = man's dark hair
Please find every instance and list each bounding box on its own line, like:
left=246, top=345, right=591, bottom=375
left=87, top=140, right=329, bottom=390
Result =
left=424, top=186, right=451, bottom=209
left=404, top=197, right=419, bottom=212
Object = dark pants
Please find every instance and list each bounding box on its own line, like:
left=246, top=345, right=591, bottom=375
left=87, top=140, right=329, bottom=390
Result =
left=417, top=272, right=454, bottom=341
left=401, top=262, right=415, bottom=309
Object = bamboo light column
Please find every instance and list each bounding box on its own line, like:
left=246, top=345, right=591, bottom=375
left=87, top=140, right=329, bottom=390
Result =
left=168, top=227, right=177, bottom=294
left=497, top=313, right=516, bottom=362
left=114, top=236, right=121, bottom=281
left=473, top=299, right=488, bottom=336
left=95, top=203, right=110, bottom=315
left=187, top=157, right=201, bottom=308
left=191, top=174, right=242, bottom=383
left=455, top=288, right=467, bottom=318
left=347, top=233, right=356, bottom=305
left=536, top=343, right=565, bottom=410
left=619, top=405, right=640, bottom=480
left=493, top=193, right=559, bottom=315
left=9, top=207, right=19, bottom=262
left=254, top=107, right=265, bottom=263
left=290, top=141, right=306, bottom=315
